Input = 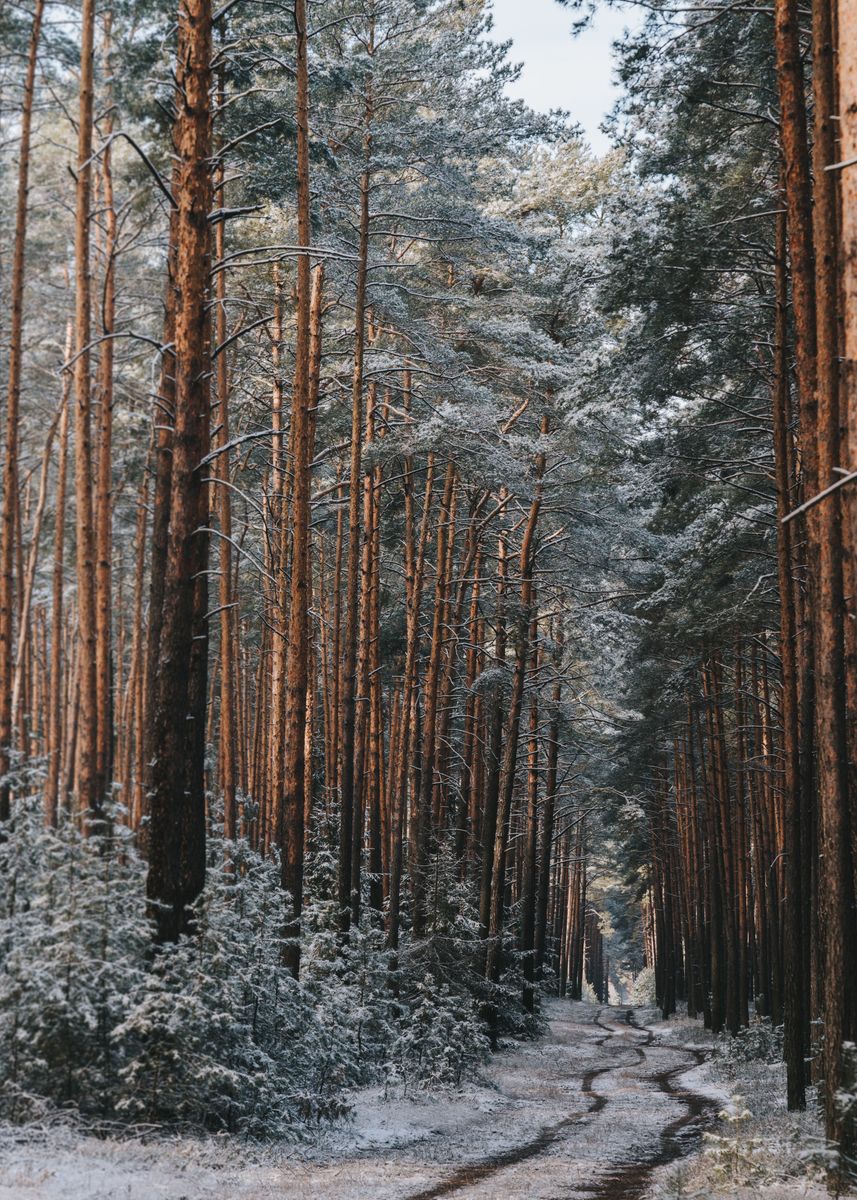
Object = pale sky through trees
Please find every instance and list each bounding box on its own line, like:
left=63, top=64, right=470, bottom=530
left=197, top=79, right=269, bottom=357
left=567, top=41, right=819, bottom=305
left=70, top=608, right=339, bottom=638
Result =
left=489, top=0, right=636, bottom=153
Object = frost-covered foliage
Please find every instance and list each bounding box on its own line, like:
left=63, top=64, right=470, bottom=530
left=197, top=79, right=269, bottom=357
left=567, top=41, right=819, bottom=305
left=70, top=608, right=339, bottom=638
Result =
left=390, top=973, right=487, bottom=1090
left=305, top=824, right=498, bottom=1091
left=0, top=802, right=149, bottom=1121
left=712, top=1020, right=784, bottom=1074
left=301, top=833, right=400, bottom=1089
left=629, top=966, right=657, bottom=1007
left=0, top=805, right=346, bottom=1133
left=0, top=805, right=532, bottom=1133
left=114, top=845, right=351, bottom=1134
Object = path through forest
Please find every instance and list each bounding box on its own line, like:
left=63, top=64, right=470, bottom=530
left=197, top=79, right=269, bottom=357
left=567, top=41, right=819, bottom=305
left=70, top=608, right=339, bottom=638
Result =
left=0, top=1001, right=721, bottom=1199
left=294, top=1001, right=718, bottom=1199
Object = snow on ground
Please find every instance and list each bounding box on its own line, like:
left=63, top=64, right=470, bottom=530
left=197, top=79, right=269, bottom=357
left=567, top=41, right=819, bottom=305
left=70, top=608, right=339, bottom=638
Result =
left=643, top=1011, right=836, bottom=1200
left=0, top=1001, right=842, bottom=1200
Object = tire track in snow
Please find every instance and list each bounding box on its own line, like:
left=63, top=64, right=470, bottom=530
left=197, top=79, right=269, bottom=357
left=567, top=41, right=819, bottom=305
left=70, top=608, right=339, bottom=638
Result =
left=571, top=1009, right=716, bottom=1200
left=402, top=1006, right=715, bottom=1200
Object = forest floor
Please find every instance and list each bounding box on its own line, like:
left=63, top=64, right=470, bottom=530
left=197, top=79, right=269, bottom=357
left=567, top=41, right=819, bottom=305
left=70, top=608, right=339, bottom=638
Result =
left=0, top=1000, right=834, bottom=1199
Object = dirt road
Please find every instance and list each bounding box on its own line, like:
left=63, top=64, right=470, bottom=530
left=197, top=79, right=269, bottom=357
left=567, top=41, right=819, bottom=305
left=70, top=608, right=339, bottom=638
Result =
left=289, top=1001, right=717, bottom=1199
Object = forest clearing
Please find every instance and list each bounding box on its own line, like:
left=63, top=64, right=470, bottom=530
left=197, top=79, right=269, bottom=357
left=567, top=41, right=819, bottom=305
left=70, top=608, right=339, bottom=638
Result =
left=1, top=0, right=857, bottom=1195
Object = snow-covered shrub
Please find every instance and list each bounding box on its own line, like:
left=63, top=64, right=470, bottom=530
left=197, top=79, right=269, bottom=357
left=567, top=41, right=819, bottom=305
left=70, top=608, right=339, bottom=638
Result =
left=300, top=814, right=399, bottom=1087
left=391, top=972, right=487, bottom=1090
left=115, top=844, right=344, bottom=1134
left=701, top=1096, right=766, bottom=1189
left=390, top=843, right=491, bottom=1085
left=581, top=977, right=600, bottom=1004
left=0, top=808, right=348, bottom=1134
left=0, top=801, right=149, bottom=1118
left=0, top=794, right=543, bottom=1132
left=713, top=1019, right=783, bottom=1073
left=629, top=965, right=657, bottom=1007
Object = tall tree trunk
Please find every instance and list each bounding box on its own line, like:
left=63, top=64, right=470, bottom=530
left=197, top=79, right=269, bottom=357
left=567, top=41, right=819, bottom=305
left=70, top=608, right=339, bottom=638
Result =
left=387, top=451, right=435, bottom=952
left=72, top=0, right=100, bottom=825
left=123, top=459, right=149, bottom=826
left=95, top=10, right=116, bottom=808
left=520, top=615, right=539, bottom=1013
left=281, top=0, right=314, bottom=975
left=143, top=200, right=179, bottom=838
left=45, top=324, right=72, bottom=826
left=535, top=621, right=562, bottom=979
left=412, top=462, right=456, bottom=937
left=352, top=384, right=378, bottom=929
left=214, top=65, right=238, bottom=848
left=339, top=56, right=374, bottom=933
left=772, top=198, right=807, bottom=1108
left=478, top=521, right=507, bottom=941
left=146, top=0, right=213, bottom=942
left=11, top=406, right=62, bottom=737
left=814, top=0, right=857, bottom=1163
left=484, top=434, right=546, bottom=1037
left=840, top=0, right=857, bottom=572
left=0, top=0, right=46, bottom=821
left=838, top=12, right=857, bottom=1154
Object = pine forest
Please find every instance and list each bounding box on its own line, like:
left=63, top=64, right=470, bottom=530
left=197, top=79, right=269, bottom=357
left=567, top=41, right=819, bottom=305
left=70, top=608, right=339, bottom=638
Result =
left=0, top=0, right=856, bottom=1196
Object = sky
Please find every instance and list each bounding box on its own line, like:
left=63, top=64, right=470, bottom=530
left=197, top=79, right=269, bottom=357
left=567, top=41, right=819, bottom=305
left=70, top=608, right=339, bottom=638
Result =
left=488, top=0, right=637, bottom=153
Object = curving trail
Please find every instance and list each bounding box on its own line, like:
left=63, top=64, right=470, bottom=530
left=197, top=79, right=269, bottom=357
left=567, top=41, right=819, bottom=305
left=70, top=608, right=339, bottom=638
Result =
left=290, top=1001, right=718, bottom=1200
left=403, top=1006, right=715, bottom=1200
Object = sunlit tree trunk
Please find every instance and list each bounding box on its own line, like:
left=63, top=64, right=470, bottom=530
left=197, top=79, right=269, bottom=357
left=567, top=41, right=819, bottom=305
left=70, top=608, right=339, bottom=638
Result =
left=45, top=324, right=72, bottom=826
left=339, top=47, right=374, bottom=933
left=213, top=65, right=238, bottom=848
left=412, top=463, right=456, bottom=937
left=535, top=621, right=562, bottom=980
left=11, top=405, right=62, bottom=740
left=71, top=0, right=101, bottom=825
left=485, top=437, right=545, bottom=1038
left=387, top=452, right=434, bottom=952
left=520, top=615, right=539, bottom=1013
left=478, top=520, right=507, bottom=942
left=0, top=0, right=46, bottom=821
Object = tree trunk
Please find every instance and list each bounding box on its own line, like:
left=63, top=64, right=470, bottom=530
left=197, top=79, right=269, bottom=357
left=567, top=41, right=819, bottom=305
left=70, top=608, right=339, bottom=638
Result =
left=535, top=621, right=562, bottom=979
left=214, top=64, right=238, bottom=848
left=771, top=191, right=807, bottom=1106
left=387, top=452, right=435, bottom=952
left=478, top=522, right=507, bottom=941
left=94, top=11, right=116, bottom=808
left=146, top=0, right=213, bottom=942
left=71, top=0, right=100, bottom=825
left=45, top=323, right=72, bottom=826
left=281, top=0, right=314, bottom=974
left=0, top=0, right=46, bottom=821
left=412, top=462, right=456, bottom=937
left=339, top=60, right=374, bottom=933
left=520, top=615, right=539, bottom=1013
left=484, top=433, right=546, bottom=1036
left=813, top=0, right=857, bottom=1164
left=143, top=189, right=180, bottom=836
left=11, top=405, right=62, bottom=739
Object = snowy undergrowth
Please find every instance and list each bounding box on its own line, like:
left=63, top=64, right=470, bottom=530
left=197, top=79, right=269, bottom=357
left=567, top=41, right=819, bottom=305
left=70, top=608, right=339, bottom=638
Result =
left=0, top=799, right=521, bottom=1141
left=648, top=1013, right=837, bottom=1200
